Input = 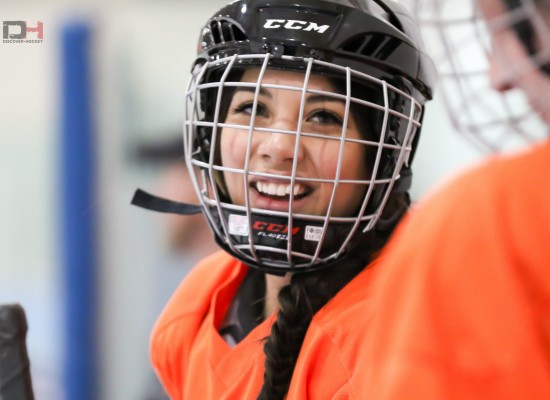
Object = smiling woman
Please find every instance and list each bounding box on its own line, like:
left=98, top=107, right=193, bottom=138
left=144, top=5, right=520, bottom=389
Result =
left=221, top=69, right=369, bottom=219
left=187, top=53, right=427, bottom=272
left=145, top=0, right=437, bottom=399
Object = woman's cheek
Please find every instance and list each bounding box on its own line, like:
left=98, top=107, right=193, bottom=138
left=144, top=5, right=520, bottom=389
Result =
left=315, top=143, right=340, bottom=178
left=220, top=129, right=248, bottom=205
left=220, top=129, right=248, bottom=168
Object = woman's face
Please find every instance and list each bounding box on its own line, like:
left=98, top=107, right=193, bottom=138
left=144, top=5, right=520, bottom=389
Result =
left=479, top=0, right=550, bottom=123
left=219, top=68, right=370, bottom=218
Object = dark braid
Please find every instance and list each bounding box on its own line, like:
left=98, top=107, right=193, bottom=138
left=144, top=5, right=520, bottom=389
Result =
left=257, top=193, right=408, bottom=400
left=253, top=71, right=410, bottom=398
left=257, top=277, right=313, bottom=400
left=257, top=256, right=365, bottom=400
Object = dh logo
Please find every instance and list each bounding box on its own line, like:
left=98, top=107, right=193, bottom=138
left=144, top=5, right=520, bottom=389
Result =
left=3, top=21, right=43, bottom=40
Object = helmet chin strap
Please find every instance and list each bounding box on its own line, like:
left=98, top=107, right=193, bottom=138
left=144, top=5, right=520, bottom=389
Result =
left=131, top=166, right=411, bottom=219
left=131, top=188, right=202, bottom=215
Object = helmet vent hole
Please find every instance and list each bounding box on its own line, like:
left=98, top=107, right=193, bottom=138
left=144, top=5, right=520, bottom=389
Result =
left=209, top=18, right=247, bottom=46
left=340, top=34, right=400, bottom=60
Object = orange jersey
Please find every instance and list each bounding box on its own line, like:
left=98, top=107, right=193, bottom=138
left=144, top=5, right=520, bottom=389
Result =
left=150, top=250, right=381, bottom=400
left=360, top=140, right=550, bottom=399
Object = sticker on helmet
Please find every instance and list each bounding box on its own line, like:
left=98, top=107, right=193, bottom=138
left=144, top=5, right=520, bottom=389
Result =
left=305, top=226, right=324, bottom=242
left=228, top=214, right=250, bottom=236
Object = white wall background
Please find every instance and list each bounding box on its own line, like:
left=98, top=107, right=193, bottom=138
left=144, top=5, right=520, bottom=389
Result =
left=0, top=1, right=485, bottom=399
left=1, top=3, right=70, bottom=399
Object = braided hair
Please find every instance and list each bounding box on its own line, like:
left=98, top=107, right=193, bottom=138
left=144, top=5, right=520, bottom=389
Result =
left=257, top=193, right=408, bottom=400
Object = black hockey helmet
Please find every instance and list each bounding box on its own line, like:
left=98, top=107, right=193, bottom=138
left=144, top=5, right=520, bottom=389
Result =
left=182, top=0, right=436, bottom=273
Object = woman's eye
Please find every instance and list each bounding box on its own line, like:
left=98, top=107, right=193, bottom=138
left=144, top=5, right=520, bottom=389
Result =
left=307, top=110, right=343, bottom=126
left=232, top=102, right=268, bottom=117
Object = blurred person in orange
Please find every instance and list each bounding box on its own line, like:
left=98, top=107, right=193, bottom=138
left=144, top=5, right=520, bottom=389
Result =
left=359, top=0, right=550, bottom=399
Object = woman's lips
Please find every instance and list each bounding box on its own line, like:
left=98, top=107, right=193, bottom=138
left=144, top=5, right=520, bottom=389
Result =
left=254, top=181, right=308, bottom=197
left=248, top=180, right=313, bottom=212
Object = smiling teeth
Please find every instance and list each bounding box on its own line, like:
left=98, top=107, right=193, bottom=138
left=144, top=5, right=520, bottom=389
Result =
left=256, top=182, right=304, bottom=197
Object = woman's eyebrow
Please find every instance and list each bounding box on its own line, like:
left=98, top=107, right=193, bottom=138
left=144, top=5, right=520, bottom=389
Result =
left=234, top=86, right=272, bottom=98
left=233, top=88, right=344, bottom=105
left=307, top=94, right=346, bottom=105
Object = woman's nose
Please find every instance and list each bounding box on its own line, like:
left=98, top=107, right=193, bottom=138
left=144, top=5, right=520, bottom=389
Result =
left=256, top=120, right=305, bottom=166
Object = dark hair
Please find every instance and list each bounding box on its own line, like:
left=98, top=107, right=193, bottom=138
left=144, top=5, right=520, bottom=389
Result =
left=257, top=197, right=405, bottom=400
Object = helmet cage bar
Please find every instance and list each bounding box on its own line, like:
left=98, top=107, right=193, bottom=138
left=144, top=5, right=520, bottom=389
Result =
left=184, top=58, right=227, bottom=245
left=230, top=244, right=340, bottom=269
left=189, top=94, right=421, bottom=133
left=368, top=81, right=418, bottom=228
left=309, top=65, right=353, bottom=266
left=413, top=0, right=549, bottom=152
left=241, top=53, right=272, bottom=263
left=199, top=196, right=378, bottom=223
left=188, top=162, right=400, bottom=185
left=285, top=58, right=315, bottom=266
left=447, top=68, right=541, bottom=149
left=195, top=83, right=421, bottom=124
left=337, top=77, right=391, bottom=255
left=185, top=53, right=423, bottom=271
left=188, top=121, right=417, bottom=147
left=186, top=54, right=239, bottom=243
left=207, top=55, right=239, bottom=243
left=192, top=54, right=424, bottom=121
left=422, top=2, right=550, bottom=71
left=434, top=3, right=499, bottom=151
left=489, top=0, right=550, bottom=54
left=452, top=1, right=546, bottom=150
left=210, top=54, right=251, bottom=258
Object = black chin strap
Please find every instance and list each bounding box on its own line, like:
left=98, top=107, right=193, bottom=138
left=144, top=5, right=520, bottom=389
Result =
left=132, top=167, right=411, bottom=217
left=131, top=188, right=202, bottom=215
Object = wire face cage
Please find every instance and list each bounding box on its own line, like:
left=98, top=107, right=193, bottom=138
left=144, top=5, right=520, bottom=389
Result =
left=184, top=53, right=423, bottom=273
left=411, top=0, right=550, bottom=153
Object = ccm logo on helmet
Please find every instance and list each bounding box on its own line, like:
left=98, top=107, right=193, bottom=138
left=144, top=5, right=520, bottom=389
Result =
left=263, top=19, right=330, bottom=33
left=253, top=221, right=300, bottom=235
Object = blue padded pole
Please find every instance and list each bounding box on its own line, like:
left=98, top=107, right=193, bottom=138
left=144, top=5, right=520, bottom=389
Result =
left=60, top=20, right=98, bottom=400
